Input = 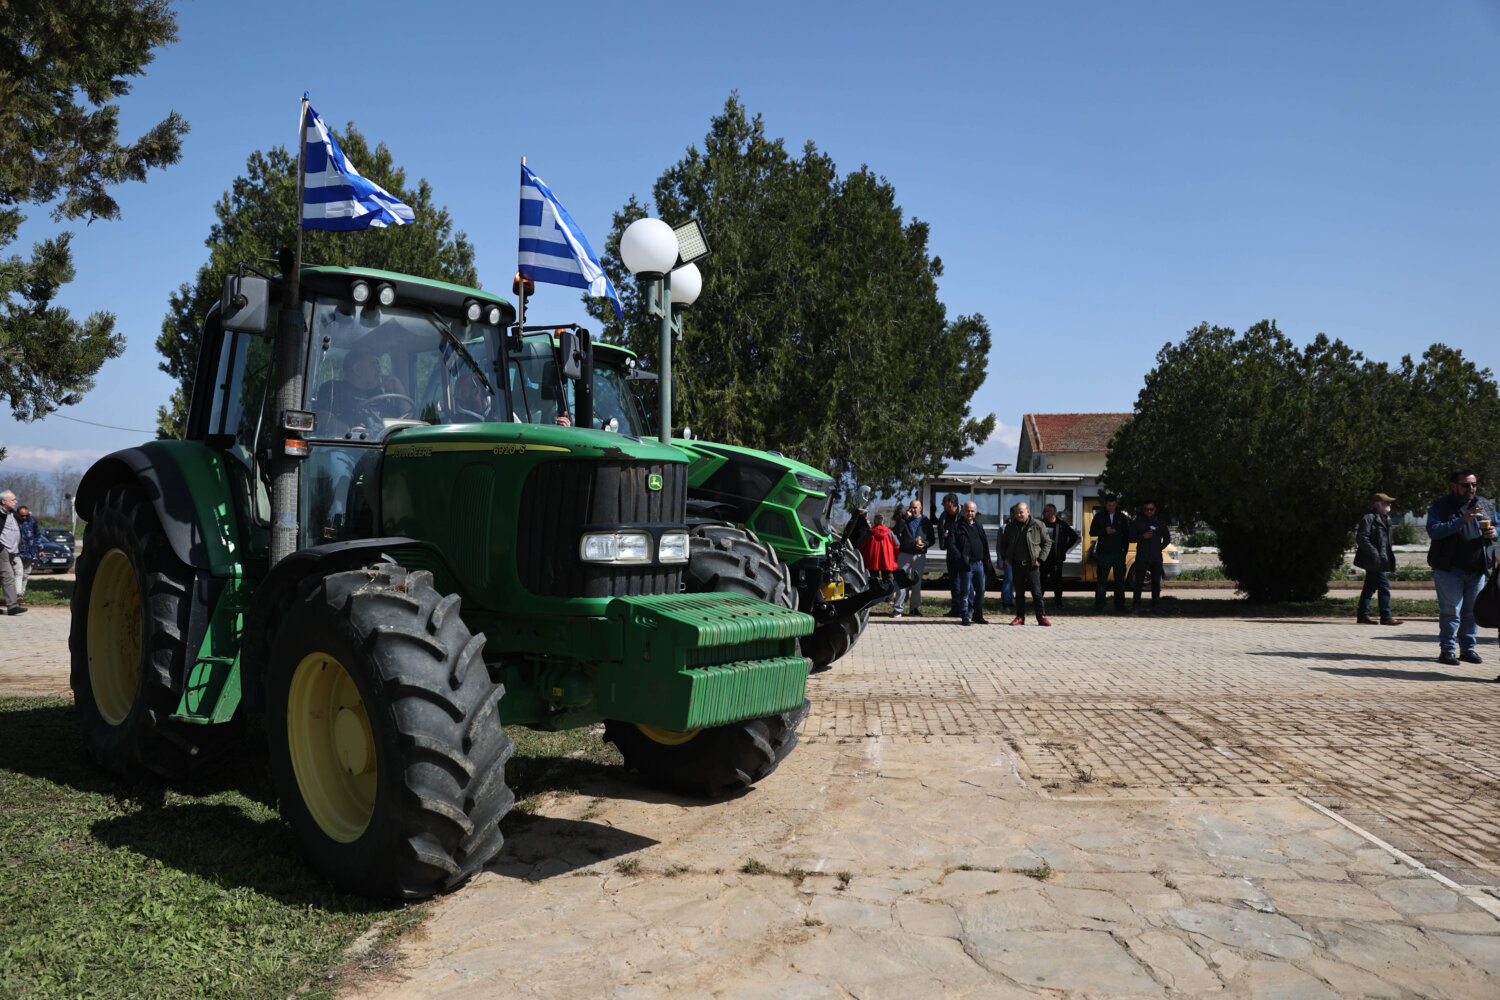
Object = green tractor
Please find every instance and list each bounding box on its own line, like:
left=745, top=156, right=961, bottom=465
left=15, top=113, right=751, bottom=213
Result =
left=501, top=329, right=887, bottom=669
left=69, top=265, right=814, bottom=899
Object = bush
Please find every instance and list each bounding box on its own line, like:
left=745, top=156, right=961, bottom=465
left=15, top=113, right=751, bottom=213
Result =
left=1391, top=523, right=1425, bottom=545
left=1392, top=563, right=1433, bottom=582
left=1184, top=530, right=1217, bottom=547
left=1179, top=564, right=1228, bottom=581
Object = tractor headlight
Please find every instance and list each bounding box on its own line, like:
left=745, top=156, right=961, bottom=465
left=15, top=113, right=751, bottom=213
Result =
left=580, top=531, right=651, bottom=564
left=657, top=531, right=690, bottom=564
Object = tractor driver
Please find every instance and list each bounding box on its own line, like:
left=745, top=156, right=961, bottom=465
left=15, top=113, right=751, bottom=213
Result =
left=311, top=348, right=406, bottom=438
left=450, top=370, right=494, bottom=422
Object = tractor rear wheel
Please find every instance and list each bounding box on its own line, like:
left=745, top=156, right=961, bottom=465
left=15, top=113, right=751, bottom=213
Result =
left=69, top=483, right=237, bottom=780
left=604, top=700, right=809, bottom=797
left=266, top=564, right=513, bottom=899
left=604, top=524, right=807, bottom=796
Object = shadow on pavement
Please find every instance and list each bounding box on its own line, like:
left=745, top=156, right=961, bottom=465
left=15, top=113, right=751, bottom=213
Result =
left=490, top=814, right=659, bottom=881
left=1308, top=665, right=1496, bottom=683
left=1249, top=651, right=1422, bottom=661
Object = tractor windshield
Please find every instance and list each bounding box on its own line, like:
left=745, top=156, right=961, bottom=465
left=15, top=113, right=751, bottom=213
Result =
left=303, top=299, right=504, bottom=438
left=581, top=358, right=651, bottom=436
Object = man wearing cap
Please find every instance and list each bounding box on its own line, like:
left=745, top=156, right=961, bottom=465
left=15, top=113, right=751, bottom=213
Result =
left=1355, top=493, right=1402, bottom=626
left=1426, top=469, right=1497, bottom=666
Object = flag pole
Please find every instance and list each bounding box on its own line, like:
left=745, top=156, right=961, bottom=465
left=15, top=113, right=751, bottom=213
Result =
left=270, top=96, right=312, bottom=565
left=517, top=156, right=528, bottom=329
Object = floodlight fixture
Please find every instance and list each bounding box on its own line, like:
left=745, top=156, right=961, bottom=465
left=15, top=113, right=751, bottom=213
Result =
left=671, top=218, right=711, bottom=267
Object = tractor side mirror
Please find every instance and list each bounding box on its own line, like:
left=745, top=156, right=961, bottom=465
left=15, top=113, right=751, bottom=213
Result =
left=221, top=274, right=270, bottom=333
left=557, top=330, right=583, bottom=380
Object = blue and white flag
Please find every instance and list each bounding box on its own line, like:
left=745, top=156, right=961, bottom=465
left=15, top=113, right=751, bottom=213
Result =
left=302, top=103, right=415, bottom=232
left=519, top=165, right=623, bottom=319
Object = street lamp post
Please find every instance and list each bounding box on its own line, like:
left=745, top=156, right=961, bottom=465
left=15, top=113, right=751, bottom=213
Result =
left=64, top=492, right=75, bottom=537
left=620, top=218, right=709, bottom=445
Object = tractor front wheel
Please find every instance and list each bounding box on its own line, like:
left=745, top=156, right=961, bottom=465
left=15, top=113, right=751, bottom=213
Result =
left=605, top=524, right=807, bottom=796
left=69, top=483, right=237, bottom=779
left=604, top=700, right=809, bottom=797
left=266, top=564, right=513, bottom=899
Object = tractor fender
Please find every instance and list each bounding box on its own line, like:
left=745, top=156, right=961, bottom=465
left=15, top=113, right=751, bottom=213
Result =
left=237, top=536, right=445, bottom=712
left=75, top=444, right=238, bottom=572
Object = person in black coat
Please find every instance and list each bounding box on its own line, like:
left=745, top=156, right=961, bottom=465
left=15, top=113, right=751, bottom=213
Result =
left=935, top=493, right=964, bottom=616
left=1355, top=492, right=1402, bottom=626
left=947, top=501, right=997, bottom=625
left=1040, top=504, right=1080, bottom=606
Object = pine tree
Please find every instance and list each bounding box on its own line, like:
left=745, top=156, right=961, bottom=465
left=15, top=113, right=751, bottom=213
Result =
left=583, top=95, right=994, bottom=494
left=0, top=0, right=185, bottom=460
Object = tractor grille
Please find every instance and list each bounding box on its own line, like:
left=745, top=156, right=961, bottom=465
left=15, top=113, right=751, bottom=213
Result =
left=517, top=459, right=687, bottom=598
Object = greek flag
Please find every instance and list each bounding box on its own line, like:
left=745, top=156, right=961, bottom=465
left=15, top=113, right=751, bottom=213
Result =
left=302, top=103, right=415, bottom=231
left=519, top=165, right=623, bottom=318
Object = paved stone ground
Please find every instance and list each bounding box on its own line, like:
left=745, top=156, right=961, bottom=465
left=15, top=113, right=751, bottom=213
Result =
left=8, top=603, right=1500, bottom=997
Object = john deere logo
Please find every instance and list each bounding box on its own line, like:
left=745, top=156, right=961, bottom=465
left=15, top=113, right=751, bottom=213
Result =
left=647, top=474, right=663, bottom=491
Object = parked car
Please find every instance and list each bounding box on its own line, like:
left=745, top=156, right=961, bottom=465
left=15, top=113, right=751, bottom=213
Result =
left=36, top=537, right=74, bottom=573
left=42, top=527, right=76, bottom=551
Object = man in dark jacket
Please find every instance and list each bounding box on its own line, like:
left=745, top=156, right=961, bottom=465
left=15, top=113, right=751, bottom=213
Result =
left=1426, top=469, right=1497, bottom=666
left=1129, top=502, right=1171, bottom=614
left=892, top=498, right=937, bottom=616
left=1355, top=492, right=1402, bottom=626
left=1040, top=504, right=1080, bottom=606
left=1001, top=502, right=1053, bottom=626
left=947, top=500, right=996, bottom=626
left=935, top=493, right=964, bottom=616
left=1090, top=495, right=1131, bottom=612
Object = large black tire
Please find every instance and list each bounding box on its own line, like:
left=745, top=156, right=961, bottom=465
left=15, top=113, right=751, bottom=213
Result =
left=605, top=700, right=810, bottom=797
left=69, top=483, right=238, bottom=780
left=604, top=525, right=805, bottom=796
left=683, top=523, right=796, bottom=609
left=266, top=563, right=513, bottom=899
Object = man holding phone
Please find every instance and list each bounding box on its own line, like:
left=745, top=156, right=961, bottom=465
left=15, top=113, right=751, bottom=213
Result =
left=1426, top=469, right=1497, bottom=666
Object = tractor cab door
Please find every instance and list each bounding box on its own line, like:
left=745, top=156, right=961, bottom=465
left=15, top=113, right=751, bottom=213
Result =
left=186, top=308, right=275, bottom=560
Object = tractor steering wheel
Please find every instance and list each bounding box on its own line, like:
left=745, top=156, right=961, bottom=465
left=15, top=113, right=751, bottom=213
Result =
left=359, top=393, right=416, bottom=420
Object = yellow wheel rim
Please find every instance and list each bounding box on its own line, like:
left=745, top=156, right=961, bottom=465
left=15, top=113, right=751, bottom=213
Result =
left=637, top=723, right=701, bottom=746
left=287, top=652, right=376, bottom=843
left=86, top=549, right=142, bottom=726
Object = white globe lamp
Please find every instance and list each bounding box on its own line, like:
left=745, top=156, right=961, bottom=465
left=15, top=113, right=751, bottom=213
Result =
left=670, top=262, right=702, bottom=308
left=620, top=218, right=678, bottom=278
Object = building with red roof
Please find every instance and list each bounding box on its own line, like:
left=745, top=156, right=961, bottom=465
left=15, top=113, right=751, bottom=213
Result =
left=1016, top=412, right=1132, bottom=475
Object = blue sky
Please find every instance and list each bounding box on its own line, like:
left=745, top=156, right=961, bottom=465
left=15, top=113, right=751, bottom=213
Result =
left=6, top=0, right=1498, bottom=477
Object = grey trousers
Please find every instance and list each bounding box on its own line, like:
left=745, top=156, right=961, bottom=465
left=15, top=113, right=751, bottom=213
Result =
left=0, top=550, right=17, bottom=608
left=893, top=551, right=927, bottom=612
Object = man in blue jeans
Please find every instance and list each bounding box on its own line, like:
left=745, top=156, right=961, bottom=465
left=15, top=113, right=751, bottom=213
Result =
left=946, top=501, right=997, bottom=626
left=1425, top=469, right=1497, bottom=667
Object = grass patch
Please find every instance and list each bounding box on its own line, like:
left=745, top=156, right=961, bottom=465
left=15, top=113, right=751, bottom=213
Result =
left=0, top=697, right=414, bottom=1000
left=18, top=577, right=71, bottom=607
left=506, top=724, right=623, bottom=814
left=0, top=697, right=628, bottom=999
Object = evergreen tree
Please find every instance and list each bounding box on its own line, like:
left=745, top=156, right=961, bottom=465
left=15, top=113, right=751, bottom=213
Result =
left=0, top=0, right=185, bottom=460
left=1104, top=321, right=1500, bottom=601
left=583, top=96, right=993, bottom=494
left=155, top=126, right=478, bottom=437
